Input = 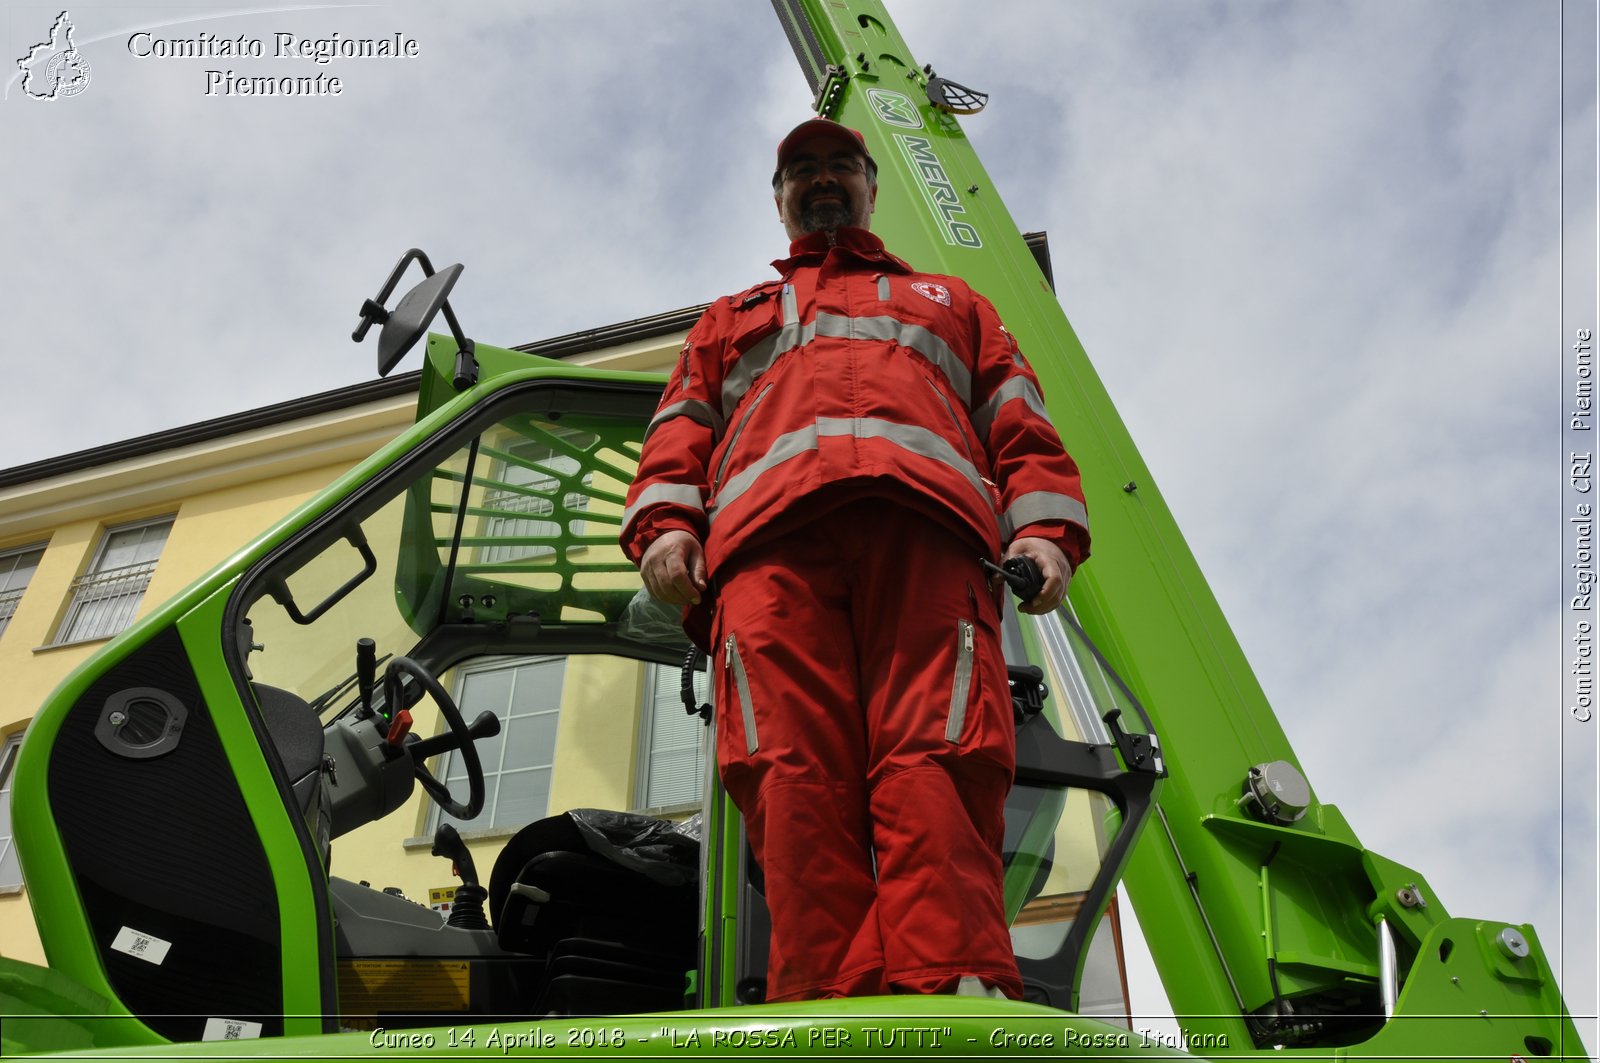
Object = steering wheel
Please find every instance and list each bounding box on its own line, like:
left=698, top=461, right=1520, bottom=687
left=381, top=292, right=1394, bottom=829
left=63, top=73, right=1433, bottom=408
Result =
left=384, top=656, right=485, bottom=820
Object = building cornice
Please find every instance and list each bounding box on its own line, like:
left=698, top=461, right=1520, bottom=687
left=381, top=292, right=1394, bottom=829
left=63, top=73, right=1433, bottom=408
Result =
left=0, top=304, right=710, bottom=493
left=0, top=374, right=424, bottom=492
left=0, top=395, right=417, bottom=544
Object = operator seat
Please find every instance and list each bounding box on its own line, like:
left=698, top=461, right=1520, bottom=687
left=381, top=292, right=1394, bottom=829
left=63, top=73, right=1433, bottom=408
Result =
left=487, top=812, right=697, bottom=1015
left=251, top=684, right=326, bottom=820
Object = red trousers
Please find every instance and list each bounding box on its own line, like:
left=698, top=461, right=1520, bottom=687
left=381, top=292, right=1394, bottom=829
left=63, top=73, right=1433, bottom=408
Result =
left=711, top=501, right=1022, bottom=1002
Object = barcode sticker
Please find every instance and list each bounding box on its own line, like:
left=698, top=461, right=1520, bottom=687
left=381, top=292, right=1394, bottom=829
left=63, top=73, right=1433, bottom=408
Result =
left=203, top=1018, right=263, bottom=1041
left=110, top=927, right=171, bottom=966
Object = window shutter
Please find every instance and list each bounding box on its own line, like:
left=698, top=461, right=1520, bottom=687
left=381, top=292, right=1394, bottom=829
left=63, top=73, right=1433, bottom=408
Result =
left=640, top=662, right=710, bottom=808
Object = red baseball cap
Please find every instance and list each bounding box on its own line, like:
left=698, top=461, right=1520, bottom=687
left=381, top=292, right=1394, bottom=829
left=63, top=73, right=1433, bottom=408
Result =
left=774, top=118, right=872, bottom=180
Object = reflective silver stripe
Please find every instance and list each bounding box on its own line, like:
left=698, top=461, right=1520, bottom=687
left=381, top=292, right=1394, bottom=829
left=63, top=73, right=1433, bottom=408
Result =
left=781, top=283, right=797, bottom=327
left=946, top=619, right=975, bottom=742
left=720, top=310, right=973, bottom=416
left=709, top=416, right=996, bottom=533
left=824, top=417, right=989, bottom=505
left=621, top=483, right=705, bottom=531
left=971, top=377, right=1052, bottom=442
left=726, top=633, right=758, bottom=755
left=709, top=424, right=820, bottom=523
left=814, top=313, right=971, bottom=407
left=877, top=275, right=890, bottom=300
left=645, top=399, right=726, bottom=442
left=1004, top=491, right=1089, bottom=535
left=720, top=319, right=815, bottom=419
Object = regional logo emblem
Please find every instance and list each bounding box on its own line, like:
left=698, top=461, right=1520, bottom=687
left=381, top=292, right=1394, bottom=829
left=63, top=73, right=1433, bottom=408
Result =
left=17, top=11, right=92, bottom=101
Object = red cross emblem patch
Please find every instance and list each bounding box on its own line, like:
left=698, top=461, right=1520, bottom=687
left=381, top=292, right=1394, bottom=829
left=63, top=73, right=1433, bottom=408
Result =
left=911, top=281, right=951, bottom=306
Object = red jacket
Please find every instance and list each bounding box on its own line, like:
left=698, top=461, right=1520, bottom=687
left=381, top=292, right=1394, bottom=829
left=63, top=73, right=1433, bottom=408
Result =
left=622, top=227, right=1089, bottom=574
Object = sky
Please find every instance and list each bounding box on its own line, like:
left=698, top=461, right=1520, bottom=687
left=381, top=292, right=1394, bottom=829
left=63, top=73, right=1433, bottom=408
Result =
left=3, top=0, right=1596, bottom=1051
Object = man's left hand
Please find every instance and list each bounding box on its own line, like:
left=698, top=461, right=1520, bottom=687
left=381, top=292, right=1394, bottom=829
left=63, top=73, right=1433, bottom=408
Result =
left=1002, top=537, right=1072, bottom=615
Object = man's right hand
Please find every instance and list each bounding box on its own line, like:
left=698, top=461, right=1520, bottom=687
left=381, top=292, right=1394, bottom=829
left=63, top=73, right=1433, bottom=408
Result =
left=640, top=529, right=708, bottom=606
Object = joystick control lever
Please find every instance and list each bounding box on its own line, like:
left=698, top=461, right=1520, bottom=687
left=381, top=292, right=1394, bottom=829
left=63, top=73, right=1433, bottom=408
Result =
left=431, top=822, right=489, bottom=929
left=356, top=638, right=377, bottom=718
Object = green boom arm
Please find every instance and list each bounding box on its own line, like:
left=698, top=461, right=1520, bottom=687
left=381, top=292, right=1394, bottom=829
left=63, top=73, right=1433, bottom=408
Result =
left=770, top=1, right=1584, bottom=1057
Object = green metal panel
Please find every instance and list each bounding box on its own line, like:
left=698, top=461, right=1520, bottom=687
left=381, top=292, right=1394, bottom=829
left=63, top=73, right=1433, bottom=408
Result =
left=775, top=1, right=1585, bottom=1056
left=12, top=580, right=340, bottom=1040
left=176, top=585, right=331, bottom=1036
left=394, top=336, right=653, bottom=634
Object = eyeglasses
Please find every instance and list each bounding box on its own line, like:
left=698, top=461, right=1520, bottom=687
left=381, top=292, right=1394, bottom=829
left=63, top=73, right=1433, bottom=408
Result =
left=781, top=156, right=866, bottom=182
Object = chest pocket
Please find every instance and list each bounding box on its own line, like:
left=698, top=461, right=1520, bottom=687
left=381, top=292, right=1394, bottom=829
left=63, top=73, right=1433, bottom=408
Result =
left=720, top=282, right=794, bottom=421
left=727, top=283, right=785, bottom=356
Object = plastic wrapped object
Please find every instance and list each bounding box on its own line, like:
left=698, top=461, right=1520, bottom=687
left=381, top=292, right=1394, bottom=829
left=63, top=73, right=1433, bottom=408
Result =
left=618, top=588, right=692, bottom=647
left=567, top=808, right=699, bottom=887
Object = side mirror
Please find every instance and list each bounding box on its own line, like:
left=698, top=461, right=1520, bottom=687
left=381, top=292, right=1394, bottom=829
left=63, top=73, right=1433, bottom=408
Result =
left=351, top=250, right=475, bottom=384
left=374, top=263, right=462, bottom=376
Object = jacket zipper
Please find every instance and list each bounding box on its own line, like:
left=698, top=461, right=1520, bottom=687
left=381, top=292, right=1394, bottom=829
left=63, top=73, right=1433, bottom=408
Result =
left=725, top=633, right=759, bottom=755
left=946, top=619, right=976, bottom=743
left=713, top=383, right=773, bottom=493
left=926, top=379, right=977, bottom=465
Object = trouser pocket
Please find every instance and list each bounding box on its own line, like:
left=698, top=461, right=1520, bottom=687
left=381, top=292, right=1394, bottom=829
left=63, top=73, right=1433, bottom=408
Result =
left=945, top=618, right=976, bottom=743
left=724, top=632, right=759, bottom=755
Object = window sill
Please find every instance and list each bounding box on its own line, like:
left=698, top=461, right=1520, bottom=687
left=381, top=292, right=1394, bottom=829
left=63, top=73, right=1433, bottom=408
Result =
left=32, top=636, right=113, bottom=655
left=402, top=825, right=523, bottom=851
left=632, top=802, right=700, bottom=820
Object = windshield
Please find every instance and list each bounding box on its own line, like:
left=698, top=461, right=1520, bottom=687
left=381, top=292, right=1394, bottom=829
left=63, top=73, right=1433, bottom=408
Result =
left=238, top=383, right=680, bottom=717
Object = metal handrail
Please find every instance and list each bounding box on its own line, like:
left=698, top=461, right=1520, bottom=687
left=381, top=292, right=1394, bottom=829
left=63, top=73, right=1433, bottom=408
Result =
left=54, top=560, right=159, bottom=643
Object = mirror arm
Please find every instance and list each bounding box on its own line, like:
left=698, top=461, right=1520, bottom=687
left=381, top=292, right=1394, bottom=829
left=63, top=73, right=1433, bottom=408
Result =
left=351, top=248, right=437, bottom=342
left=351, top=248, right=473, bottom=381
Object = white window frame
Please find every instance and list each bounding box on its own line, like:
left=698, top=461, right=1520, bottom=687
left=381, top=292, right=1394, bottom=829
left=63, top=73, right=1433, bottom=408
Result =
left=53, top=516, right=174, bottom=646
left=635, top=660, right=710, bottom=812
left=0, top=543, right=47, bottom=640
left=0, top=733, right=25, bottom=891
left=427, top=656, right=565, bottom=834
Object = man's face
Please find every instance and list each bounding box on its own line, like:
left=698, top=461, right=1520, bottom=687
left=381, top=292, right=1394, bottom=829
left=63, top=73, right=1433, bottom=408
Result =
left=775, top=135, right=877, bottom=240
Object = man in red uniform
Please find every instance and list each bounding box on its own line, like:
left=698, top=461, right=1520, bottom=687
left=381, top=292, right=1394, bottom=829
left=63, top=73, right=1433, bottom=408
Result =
left=620, top=118, right=1089, bottom=1002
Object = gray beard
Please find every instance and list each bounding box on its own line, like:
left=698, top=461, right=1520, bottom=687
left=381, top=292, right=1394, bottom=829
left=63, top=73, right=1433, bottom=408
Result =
left=799, top=199, right=852, bottom=235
